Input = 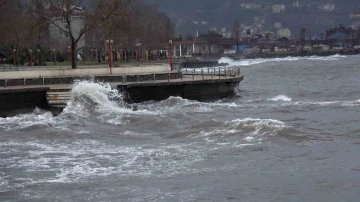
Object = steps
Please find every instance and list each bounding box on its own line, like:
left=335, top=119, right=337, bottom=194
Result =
left=46, top=89, right=71, bottom=106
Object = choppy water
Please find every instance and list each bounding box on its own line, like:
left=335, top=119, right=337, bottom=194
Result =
left=1, top=55, right=360, bottom=201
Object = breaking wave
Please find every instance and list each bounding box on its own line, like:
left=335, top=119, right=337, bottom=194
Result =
left=192, top=118, right=289, bottom=142
left=0, top=81, right=240, bottom=130
left=218, top=54, right=347, bottom=67
left=269, top=95, right=292, bottom=102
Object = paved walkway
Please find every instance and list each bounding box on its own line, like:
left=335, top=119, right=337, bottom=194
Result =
left=0, top=74, right=242, bottom=91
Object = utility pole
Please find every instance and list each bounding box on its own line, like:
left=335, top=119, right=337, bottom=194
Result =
left=106, top=40, right=113, bottom=75
left=169, top=40, right=173, bottom=71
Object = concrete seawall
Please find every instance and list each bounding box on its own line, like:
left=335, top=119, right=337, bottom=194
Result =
left=0, top=66, right=244, bottom=117
left=0, top=87, right=49, bottom=117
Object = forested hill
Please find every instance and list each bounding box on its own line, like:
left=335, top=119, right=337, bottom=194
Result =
left=149, top=0, right=360, bottom=37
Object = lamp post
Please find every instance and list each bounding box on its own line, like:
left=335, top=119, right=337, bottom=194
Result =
left=13, top=49, right=16, bottom=66
left=106, top=40, right=113, bottom=75
left=29, top=49, right=33, bottom=66
left=90, top=49, right=93, bottom=63
left=136, top=42, right=141, bottom=66
left=169, top=40, right=173, bottom=71
left=37, top=49, right=40, bottom=65
left=67, top=46, right=71, bottom=65
left=52, top=49, right=56, bottom=65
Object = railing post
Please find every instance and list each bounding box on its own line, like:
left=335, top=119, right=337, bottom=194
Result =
left=207, top=67, right=209, bottom=74
left=122, top=74, right=125, bottom=84
left=186, top=66, right=187, bottom=73
left=181, top=71, right=183, bottom=81
left=42, top=77, right=45, bottom=87
left=218, top=68, right=221, bottom=79
left=137, top=74, right=139, bottom=83
left=225, top=68, right=227, bottom=78
left=5, top=78, right=7, bottom=89
left=23, top=77, right=26, bottom=88
left=168, top=71, right=170, bottom=82
left=202, top=69, right=204, bottom=80
left=192, top=69, right=195, bottom=80
left=124, top=74, right=127, bottom=84
left=153, top=73, right=155, bottom=83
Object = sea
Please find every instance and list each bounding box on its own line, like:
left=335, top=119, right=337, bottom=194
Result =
left=0, top=54, right=359, bottom=202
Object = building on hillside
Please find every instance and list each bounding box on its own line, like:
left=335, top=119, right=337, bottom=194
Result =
left=293, top=1, right=300, bottom=7
left=240, top=3, right=262, bottom=10
left=277, top=28, right=291, bottom=38
left=49, top=6, right=85, bottom=53
left=325, top=26, right=352, bottom=40
left=318, top=4, right=335, bottom=11
left=272, top=5, right=285, bottom=14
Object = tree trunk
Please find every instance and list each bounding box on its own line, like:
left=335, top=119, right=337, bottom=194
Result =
left=97, top=49, right=101, bottom=63
left=71, top=40, right=77, bottom=69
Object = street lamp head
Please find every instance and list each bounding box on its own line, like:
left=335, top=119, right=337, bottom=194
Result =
left=30, top=49, right=33, bottom=53
left=13, top=49, right=16, bottom=52
left=169, top=40, right=173, bottom=44
left=37, top=49, right=40, bottom=52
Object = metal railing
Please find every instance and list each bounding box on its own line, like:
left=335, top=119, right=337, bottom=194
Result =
left=1, top=67, right=241, bottom=89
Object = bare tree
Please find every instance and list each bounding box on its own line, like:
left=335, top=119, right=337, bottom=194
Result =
left=30, top=0, right=138, bottom=69
left=0, top=0, right=37, bottom=64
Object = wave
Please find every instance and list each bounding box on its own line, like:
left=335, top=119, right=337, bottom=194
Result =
left=236, top=99, right=360, bottom=110
left=193, top=118, right=288, bottom=142
left=218, top=54, right=347, bottom=67
left=269, top=95, right=292, bottom=102
left=0, top=81, right=242, bottom=130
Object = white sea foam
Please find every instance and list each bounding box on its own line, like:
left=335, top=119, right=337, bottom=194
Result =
left=0, top=140, right=210, bottom=186
left=218, top=54, right=347, bottom=67
left=269, top=95, right=292, bottom=102
left=194, top=118, right=288, bottom=143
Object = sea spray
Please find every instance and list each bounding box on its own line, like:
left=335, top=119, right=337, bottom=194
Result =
left=269, top=95, right=292, bottom=102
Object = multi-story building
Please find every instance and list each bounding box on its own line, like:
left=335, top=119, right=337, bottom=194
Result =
left=49, top=6, right=85, bottom=53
